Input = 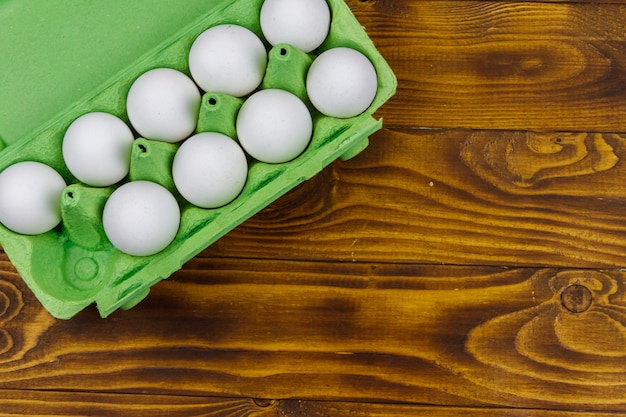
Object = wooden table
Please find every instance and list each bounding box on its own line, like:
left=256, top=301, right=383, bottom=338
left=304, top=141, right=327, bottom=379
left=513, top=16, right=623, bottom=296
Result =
left=3, top=0, right=626, bottom=415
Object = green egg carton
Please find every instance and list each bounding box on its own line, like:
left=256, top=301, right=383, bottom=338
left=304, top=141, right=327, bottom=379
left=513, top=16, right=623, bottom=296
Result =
left=0, top=0, right=396, bottom=319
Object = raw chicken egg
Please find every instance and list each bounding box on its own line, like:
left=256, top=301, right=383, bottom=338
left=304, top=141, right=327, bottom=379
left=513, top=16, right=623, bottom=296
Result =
left=172, top=132, right=248, bottom=208
left=126, top=68, right=201, bottom=143
left=236, top=89, right=312, bottom=163
left=306, top=47, right=378, bottom=118
left=102, top=181, right=180, bottom=256
left=260, top=0, right=331, bottom=53
left=62, top=112, right=134, bottom=187
left=0, top=161, right=67, bottom=235
left=189, top=24, right=267, bottom=97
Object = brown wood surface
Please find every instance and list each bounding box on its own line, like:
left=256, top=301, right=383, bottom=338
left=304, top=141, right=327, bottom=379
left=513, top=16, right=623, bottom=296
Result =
left=206, top=128, right=626, bottom=268
left=4, top=0, right=626, bottom=415
left=3, top=392, right=626, bottom=417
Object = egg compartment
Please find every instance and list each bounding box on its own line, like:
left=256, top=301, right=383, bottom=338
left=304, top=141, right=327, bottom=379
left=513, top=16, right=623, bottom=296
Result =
left=0, top=0, right=396, bottom=319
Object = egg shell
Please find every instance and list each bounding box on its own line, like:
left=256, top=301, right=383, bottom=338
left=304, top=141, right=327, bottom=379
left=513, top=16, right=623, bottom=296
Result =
left=260, top=0, right=331, bottom=53
left=0, top=161, right=67, bottom=235
left=236, top=89, right=312, bottom=163
left=126, top=68, right=201, bottom=143
left=189, top=24, right=267, bottom=97
left=172, top=132, right=248, bottom=208
left=306, top=47, right=378, bottom=118
left=102, top=181, right=180, bottom=256
left=62, top=112, right=134, bottom=187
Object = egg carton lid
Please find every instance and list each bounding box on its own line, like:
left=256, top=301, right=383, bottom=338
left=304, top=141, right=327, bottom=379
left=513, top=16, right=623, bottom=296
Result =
left=0, top=0, right=233, bottom=149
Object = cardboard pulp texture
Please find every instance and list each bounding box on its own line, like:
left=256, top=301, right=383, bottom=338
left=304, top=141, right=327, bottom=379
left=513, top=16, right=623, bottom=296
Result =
left=0, top=0, right=397, bottom=319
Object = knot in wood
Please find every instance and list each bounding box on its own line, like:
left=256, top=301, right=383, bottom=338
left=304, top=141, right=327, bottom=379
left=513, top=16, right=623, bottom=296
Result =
left=560, top=284, right=593, bottom=313
left=253, top=398, right=276, bottom=408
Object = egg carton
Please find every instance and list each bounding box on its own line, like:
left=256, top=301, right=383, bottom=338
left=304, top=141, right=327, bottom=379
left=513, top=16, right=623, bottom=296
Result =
left=0, top=0, right=396, bottom=319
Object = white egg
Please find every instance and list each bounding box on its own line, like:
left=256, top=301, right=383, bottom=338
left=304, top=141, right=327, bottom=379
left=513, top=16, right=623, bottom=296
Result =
left=102, top=181, right=180, bottom=256
left=189, top=24, right=267, bottom=97
left=260, top=0, right=331, bottom=53
left=0, top=161, right=66, bottom=235
left=236, top=89, right=312, bottom=163
left=126, top=68, right=201, bottom=143
left=62, top=112, right=134, bottom=187
left=172, top=132, right=248, bottom=208
left=306, top=47, right=378, bottom=118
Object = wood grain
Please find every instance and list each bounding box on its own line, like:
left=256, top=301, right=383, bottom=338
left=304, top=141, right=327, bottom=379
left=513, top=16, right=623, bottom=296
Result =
left=3, top=391, right=626, bottom=417
left=0, top=390, right=276, bottom=417
left=6, top=0, right=626, bottom=414
left=203, top=128, right=626, bottom=268
left=2, top=253, right=626, bottom=411
left=280, top=402, right=626, bottom=417
left=346, top=0, right=626, bottom=131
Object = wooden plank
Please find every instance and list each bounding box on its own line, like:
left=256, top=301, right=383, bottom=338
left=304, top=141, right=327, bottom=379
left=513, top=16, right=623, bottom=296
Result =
left=2, top=254, right=626, bottom=410
left=281, top=401, right=626, bottom=417
left=1, top=390, right=625, bottom=417
left=203, top=128, right=626, bottom=268
left=4, top=1, right=626, bottom=414
left=0, top=391, right=624, bottom=417
left=345, top=0, right=626, bottom=131
left=0, top=390, right=275, bottom=417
